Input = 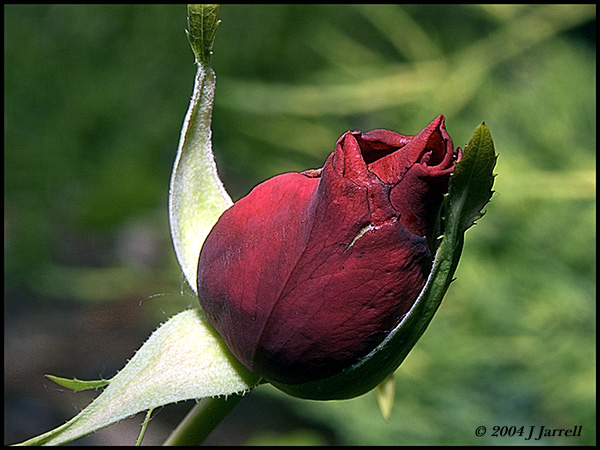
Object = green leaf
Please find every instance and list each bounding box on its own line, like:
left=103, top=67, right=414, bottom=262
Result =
left=45, top=375, right=110, bottom=391
left=15, top=309, right=260, bottom=446
left=170, top=5, right=232, bottom=293
left=269, top=123, right=496, bottom=400
left=186, top=4, right=220, bottom=65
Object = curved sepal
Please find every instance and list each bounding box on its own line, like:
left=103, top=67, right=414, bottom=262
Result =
left=169, top=65, right=232, bottom=293
left=169, top=5, right=232, bottom=293
left=446, top=122, right=497, bottom=233
left=14, top=309, right=260, bottom=446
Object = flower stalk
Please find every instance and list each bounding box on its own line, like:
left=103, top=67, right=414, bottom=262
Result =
left=163, top=394, right=244, bottom=446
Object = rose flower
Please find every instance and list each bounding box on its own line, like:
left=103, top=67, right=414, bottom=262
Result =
left=197, top=115, right=460, bottom=385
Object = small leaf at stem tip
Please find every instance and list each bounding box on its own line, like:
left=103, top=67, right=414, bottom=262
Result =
left=186, top=4, right=221, bottom=65
left=45, top=374, right=110, bottom=391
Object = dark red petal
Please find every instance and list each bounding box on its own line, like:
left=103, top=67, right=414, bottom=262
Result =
left=252, top=217, right=431, bottom=383
left=197, top=173, right=320, bottom=367
left=361, top=116, right=457, bottom=237
left=366, top=115, right=448, bottom=184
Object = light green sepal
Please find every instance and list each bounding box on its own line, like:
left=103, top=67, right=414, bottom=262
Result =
left=169, top=63, right=232, bottom=293
left=169, top=5, right=231, bottom=294
left=15, top=309, right=261, bottom=446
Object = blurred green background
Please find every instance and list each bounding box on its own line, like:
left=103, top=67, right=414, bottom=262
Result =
left=4, top=4, right=595, bottom=446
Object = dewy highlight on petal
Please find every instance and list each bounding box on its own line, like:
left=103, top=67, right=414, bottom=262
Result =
left=197, top=116, right=460, bottom=385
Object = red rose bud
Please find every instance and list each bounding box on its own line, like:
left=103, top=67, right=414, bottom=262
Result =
left=197, top=115, right=460, bottom=385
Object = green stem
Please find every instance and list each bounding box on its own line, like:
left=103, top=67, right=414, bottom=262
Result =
left=162, top=394, right=244, bottom=445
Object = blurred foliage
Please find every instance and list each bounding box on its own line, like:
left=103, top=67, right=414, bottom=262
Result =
left=4, top=4, right=596, bottom=446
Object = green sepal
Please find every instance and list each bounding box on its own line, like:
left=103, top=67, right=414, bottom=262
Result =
left=14, top=309, right=261, bottom=446
left=45, top=374, right=110, bottom=391
left=268, top=123, right=497, bottom=400
left=446, top=122, right=497, bottom=233
left=170, top=5, right=232, bottom=293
